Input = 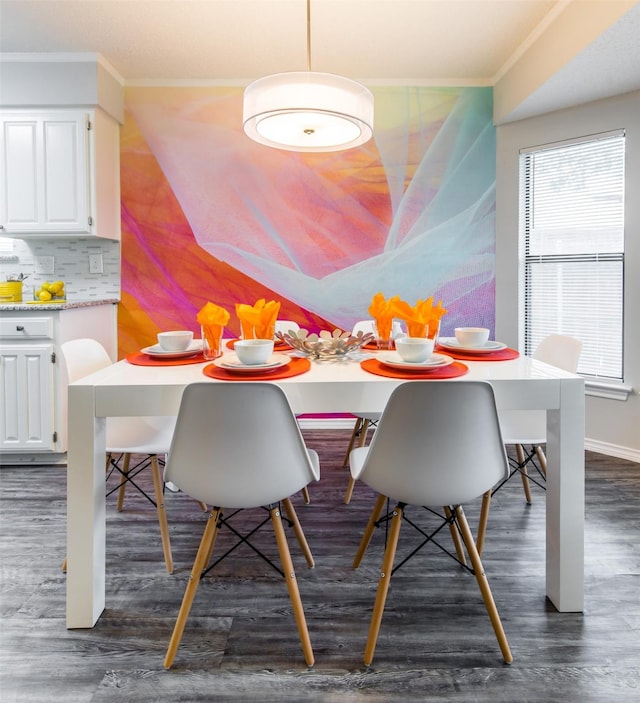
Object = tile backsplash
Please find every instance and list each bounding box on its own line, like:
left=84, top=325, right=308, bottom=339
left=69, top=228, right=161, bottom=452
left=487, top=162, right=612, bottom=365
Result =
left=0, top=237, right=120, bottom=300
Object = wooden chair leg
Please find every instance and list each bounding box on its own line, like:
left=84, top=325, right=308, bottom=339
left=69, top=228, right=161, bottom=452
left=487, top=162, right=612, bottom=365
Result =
left=476, top=490, right=492, bottom=557
left=301, top=486, right=311, bottom=504
left=116, top=453, right=131, bottom=512
left=282, top=497, right=314, bottom=568
left=164, top=508, right=220, bottom=669
left=353, top=493, right=388, bottom=568
left=455, top=505, right=513, bottom=664
left=364, top=503, right=403, bottom=666
left=197, top=501, right=208, bottom=511
left=342, top=417, right=363, bottom=468
left=344, top=477, right=356, bottom=505
left=150, top=456, right=173, bottom=574
left=61, top=557, right=67, bottom=573
left=516, top=444, right=533, bottom=504
left=271, top=505, right=315, bottom=666
left=535, top=445, right=547, bottom=478
left=445, top=505, right=466, bottom=566
left=358, top=420, right=371, bottom=447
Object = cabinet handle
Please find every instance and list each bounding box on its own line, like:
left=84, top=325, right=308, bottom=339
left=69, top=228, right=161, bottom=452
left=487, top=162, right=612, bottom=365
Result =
left=16, top=325, right=24, bottom=331
left=0, top=225, right=5, bottom=230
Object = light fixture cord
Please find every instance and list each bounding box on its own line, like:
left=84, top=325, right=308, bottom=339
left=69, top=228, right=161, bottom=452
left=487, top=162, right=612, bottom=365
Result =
left=306, top=0, right=311, bottom=71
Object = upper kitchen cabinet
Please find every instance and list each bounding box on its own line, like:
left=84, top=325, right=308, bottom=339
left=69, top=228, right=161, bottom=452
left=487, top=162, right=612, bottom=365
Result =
left=0, top=108, right=120, bottom=239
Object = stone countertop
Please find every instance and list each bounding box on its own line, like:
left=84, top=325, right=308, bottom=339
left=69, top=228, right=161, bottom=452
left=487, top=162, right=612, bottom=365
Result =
left=0, top=299, right=119, bottom=312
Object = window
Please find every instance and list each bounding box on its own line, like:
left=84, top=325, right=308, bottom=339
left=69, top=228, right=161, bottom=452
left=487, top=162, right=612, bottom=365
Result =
left=520, top=131, right=625, bottom=381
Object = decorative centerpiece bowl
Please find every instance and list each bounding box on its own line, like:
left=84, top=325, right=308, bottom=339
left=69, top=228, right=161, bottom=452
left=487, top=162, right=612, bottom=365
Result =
left=276, top=328, right=374, bottom=360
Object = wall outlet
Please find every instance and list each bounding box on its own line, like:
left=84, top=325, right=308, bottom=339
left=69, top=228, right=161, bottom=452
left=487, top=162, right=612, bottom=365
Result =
left=89, top=254, right=103, bottom=274
left=34, top=255, right=55, bottom=275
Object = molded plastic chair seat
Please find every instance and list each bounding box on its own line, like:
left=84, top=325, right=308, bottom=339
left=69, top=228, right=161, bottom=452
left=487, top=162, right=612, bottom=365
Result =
left=61, top=338, right=177, bottom=573
left=494, top=334, right=582, bottom=504
left=162, top=382, right=320, bottom=669
left=350, top=380, right=512, bottom=665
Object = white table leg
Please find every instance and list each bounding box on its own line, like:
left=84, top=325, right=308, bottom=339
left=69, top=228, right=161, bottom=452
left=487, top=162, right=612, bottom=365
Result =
left=545, top=377, right=585, bottom=612
left=66, top=383, right=107, bottom=628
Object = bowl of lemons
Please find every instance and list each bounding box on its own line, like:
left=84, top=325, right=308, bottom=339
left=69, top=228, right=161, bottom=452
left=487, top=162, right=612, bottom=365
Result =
left=33, top=281, right=66, bottom=303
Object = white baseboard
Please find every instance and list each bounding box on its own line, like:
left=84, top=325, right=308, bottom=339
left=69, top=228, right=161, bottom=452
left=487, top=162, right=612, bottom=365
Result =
left=584, top=439, right=640, bottom=464
left=297, top=419, right=640, bottom=465
left=0, top=452, right=67, bottom=467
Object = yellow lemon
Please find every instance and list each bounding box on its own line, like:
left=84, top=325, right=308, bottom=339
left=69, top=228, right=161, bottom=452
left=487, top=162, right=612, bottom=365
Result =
left=50, top=282, right=64, bottom=295
left=37, top=290, right=52, bottom=301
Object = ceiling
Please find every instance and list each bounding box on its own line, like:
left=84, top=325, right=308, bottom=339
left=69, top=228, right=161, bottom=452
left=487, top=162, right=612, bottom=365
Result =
left=1, top=0, right=639, bottom=122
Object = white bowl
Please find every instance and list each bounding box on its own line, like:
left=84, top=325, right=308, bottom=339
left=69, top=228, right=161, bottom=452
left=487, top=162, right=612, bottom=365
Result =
left=157, top=330, right=194, bottom=351
left=454, top=327, right=490, bottom=347
left=234, top=339, right=275, bottom=365
left=394, top=337, right=435, bottom=363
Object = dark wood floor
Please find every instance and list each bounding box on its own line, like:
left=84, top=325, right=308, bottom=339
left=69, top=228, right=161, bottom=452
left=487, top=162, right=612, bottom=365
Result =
left=1, top=430, right=639, bottom=702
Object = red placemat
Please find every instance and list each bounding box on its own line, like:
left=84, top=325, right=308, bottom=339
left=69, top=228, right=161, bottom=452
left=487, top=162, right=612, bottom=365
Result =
left=435, top=345, right=519, bottom=361
left=203, top=356, right=311, bottom=381
left=360, top=358, right=468, bottom=379
left=226, top=338, right=294, bottom=352
left=126, top=351, right=208, bottom=366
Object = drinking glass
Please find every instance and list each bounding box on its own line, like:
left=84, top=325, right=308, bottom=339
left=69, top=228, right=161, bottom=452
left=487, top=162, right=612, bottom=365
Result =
left=201, top=325, right=223, bottom=360
left=373, top=320, right=393, bottom=350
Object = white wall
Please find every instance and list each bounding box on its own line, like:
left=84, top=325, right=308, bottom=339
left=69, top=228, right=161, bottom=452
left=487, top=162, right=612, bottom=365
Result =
left=496, top=90, right=640, bottom=462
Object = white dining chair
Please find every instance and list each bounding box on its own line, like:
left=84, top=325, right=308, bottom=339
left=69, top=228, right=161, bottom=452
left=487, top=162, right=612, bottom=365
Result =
left=163, top=381, right=320, bottom=669
left=61, top=338, right=177, bottom=573
left=475, top=334, right=582, bottom=554
left=274, top=319, right=312, bottom=505
left=350, top=380, right=512, bottom=665
left=275, top=319, right=300, bottom=335
left=341, top=320, right=388, bottom=503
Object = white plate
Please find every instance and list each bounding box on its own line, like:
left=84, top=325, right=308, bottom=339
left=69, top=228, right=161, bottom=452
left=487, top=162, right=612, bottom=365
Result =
left=438, top=337, right=507, bottom=354
left=378, top=352, right=454, bottom=371
left=141, top=340, right=203, bottom=359
left=213, top=353, right=290, bottom=373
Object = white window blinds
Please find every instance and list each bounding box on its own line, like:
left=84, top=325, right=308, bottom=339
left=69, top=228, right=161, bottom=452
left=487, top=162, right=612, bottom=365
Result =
left=520, top=131, right=625, bottom=381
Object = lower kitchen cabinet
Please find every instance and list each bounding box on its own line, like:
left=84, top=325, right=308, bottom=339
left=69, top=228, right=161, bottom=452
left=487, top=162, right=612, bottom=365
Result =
left=0, top=303, right=117, bottom=458
left=0, top=340, right=55, bottom=452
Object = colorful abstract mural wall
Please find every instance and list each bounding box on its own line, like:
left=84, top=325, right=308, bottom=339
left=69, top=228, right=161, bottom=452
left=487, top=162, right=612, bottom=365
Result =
left=119, top=86, right=495, bottom=355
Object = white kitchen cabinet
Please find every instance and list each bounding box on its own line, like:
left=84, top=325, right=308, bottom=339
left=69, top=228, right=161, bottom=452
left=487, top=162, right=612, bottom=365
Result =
left=0, top=339, right=55, bottom=452
left=0, top=109, right=120, bottom=240
left=0, top=304, right=117, bottom=458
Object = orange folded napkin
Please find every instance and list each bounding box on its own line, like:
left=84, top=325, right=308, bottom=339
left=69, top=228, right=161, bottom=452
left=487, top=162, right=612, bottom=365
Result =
left=368, top=292, right=400, bottom=341
left=391, top=296, right=447, bottom=338
left=197, top=302, right=230, bottom=352
left=236, top=299, right=281, bottom=339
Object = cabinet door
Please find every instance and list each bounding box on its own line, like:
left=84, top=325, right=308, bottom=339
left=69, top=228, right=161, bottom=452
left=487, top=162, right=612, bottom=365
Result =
left=0, top=343, right=56, bottom=451
left=0, top=111, right=90, bottom=235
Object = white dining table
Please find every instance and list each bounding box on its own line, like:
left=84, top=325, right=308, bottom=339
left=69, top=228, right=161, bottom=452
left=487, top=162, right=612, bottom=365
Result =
left=66, top=350, right=584, bottom=628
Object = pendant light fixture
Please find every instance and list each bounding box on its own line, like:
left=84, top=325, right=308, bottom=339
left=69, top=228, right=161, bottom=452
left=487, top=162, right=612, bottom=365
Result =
left=242, top=0, right=374, bottom=152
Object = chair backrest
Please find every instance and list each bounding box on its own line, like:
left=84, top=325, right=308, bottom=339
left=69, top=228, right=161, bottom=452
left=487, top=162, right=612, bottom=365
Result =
left=356, top=381, right=509, bottom=507
left=275, top=320, right=300, bottom=335
left=351, top=320, right=375, bottom=336
left=61, top=338, right=113, bottom=382
left=533, top=334, right=582, bottom=373
left=165, top=382, right=320, bottom=509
